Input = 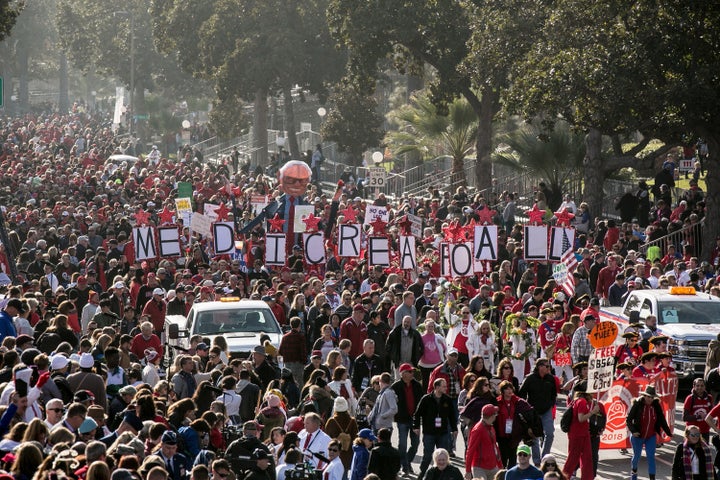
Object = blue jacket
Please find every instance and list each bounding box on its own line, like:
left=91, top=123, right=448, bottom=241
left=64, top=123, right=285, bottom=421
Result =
left=0, top=311, right=16, bottom=342
left=349, top=444, right=370, bottom=480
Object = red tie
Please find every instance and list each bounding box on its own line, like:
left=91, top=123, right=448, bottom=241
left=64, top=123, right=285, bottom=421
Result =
left=304, top=431, right=312, bottom=450
left=287, top=196, right=296, bottom=258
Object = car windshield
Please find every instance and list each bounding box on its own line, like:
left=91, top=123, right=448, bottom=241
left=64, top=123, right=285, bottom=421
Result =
left=194, top=308, right=280, bottom=335
left=656, top=301, right=720, bottom=325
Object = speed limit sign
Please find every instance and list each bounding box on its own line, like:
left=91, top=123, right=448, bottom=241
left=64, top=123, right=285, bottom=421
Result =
left=368, top=167, right=386, bottom=187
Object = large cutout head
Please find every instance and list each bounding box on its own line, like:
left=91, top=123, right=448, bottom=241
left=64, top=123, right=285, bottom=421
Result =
left=278, top=160, right=312, bottom=197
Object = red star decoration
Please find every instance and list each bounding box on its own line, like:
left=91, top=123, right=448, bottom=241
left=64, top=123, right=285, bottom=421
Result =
left=476, top=207, right=496, bottom=225
left=554, top=208, right=575, bottom=227
left=158, top=206, right=175, bottom=225
left=462, top=218, right=478, bottom=241
left=526, top=204, right=546, bottom=225
left=302, top=213, right=322, bottom=233
left=398, top=215, right=413, bottom=235
left=442, top=220, right=463, bottom=243
left=213, top=202, right=231, bottom=221
left=369, top=216, right=388, bottom=236
left=267, top=214, right=286, bottom=233
left=340, top=206, right=359, bottom=224
left=134, top=209, right=151, bottom=226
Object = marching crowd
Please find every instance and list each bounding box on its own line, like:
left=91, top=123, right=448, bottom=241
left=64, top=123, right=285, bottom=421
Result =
left=0, top=110, right=717, bottom=480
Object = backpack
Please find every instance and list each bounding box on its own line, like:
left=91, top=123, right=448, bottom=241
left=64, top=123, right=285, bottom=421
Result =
left=560, top=404, right=574, bottom=433
left=327, top=417, right=353, bottom=452
left=589, top=410, right=607, bottom=437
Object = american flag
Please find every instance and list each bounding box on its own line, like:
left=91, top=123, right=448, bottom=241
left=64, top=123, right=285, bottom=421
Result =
left=560, top=227, right=577, bottom=297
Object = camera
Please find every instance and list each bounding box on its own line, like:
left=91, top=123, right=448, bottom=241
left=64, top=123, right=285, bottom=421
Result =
left=287, top=463, right=322, bottom=480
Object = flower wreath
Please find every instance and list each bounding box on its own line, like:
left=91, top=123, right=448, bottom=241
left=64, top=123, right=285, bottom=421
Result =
left=502, top=313, right=540, bottom=360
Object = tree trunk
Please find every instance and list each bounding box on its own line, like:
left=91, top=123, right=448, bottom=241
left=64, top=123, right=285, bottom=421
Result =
left=253, top=89, right=269, bottom=167
left=474, top=85, right=498, bottom=192
left=58, top=53, right=69, bottom=113
left=583, top=127, right=604, bottom=224
left=407, top=74, right=423, bottom=101
left=701, top=133, right=720, bottom=261
left=283, top=85, right=300, bottom=159
left=451, top=155, right=465, bottom=190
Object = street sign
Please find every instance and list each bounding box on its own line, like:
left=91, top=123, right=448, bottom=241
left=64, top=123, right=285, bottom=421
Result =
left=368, top=167, right=386, bottom=187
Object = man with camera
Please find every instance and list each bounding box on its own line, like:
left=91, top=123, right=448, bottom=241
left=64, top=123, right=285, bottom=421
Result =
left=225, top=421, right=274, bottom=476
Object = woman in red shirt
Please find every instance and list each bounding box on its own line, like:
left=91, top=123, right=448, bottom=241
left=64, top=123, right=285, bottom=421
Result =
left=562, top=380, right=597, bottom=480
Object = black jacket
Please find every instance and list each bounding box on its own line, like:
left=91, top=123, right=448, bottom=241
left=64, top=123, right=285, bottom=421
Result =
left=413, top=392, right=458, bottom=434
left=626, top=397, right=672, bottom=438
left=367, top=441, right=402, bottom=479
left=391, top=378, right=424, bottom=424
left=385, top=326, right=424, bottom=367
left=351, top=354, right=383, bottom=392
left=518, top=370, right=557, bottom=414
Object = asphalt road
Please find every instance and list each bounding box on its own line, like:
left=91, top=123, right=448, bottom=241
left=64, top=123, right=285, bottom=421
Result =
left=399, top=396, right=689, bottom=479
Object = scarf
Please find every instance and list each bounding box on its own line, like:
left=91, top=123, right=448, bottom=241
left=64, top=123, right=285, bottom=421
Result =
left=682, top=440, right=713, bottom=480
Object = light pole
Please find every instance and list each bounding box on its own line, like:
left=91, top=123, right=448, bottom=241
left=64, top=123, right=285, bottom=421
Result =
left=114, top=10, right=135, bottom=137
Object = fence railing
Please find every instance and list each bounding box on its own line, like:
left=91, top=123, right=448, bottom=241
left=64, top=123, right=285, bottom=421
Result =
left=639, top=219, right=705, bottom=259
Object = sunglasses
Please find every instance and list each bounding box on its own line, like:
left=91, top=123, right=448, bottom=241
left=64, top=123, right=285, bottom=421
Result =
left=545, top=462, right=557, bottom=467
left=48, top=408, right=65, bottom=413
left=502, top=366, right=512, bottom=370
left=689, top=433, right=701, bottom=438
left=328, top=448, right=339, bottom=452
left=518, top=452, right=530, bottom=457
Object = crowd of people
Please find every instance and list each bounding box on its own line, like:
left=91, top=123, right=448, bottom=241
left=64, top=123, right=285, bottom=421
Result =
left=0, top=110, right=717, bottom=480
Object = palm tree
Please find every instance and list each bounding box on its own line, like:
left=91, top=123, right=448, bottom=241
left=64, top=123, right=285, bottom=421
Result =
left=492, top=119, right=585, bottom=207
left=385, top=90, right=478, bottom=188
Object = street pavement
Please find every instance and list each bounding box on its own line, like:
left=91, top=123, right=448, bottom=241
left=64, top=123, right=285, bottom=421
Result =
left=398, top=395, right=687, bottom=479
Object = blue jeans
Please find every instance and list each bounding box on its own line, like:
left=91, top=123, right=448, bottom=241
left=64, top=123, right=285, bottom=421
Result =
left=630, top=434, right=657, bottom=475
left=397, top=423, right=420, bottom=471
left=418, top=433, right=450, bottom=480
left=531, top=409, right=555, bottom=465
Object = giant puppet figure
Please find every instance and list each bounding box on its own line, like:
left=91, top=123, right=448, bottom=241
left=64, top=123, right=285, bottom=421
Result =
left=240, top=160, right=341, bottom=253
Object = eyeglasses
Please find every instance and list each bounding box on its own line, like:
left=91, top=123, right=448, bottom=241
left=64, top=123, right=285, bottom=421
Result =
left=328, top=448, right=339, bottom=452
left=517, top=452, right=530, bottom=457
left=284, top=177, right=309, bottom=185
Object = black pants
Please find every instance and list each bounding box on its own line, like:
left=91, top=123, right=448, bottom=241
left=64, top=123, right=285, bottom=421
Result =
left=497, top=436, right=518, bottom=468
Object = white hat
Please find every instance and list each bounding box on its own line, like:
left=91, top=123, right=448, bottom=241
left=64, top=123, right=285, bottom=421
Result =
left=144, top=348, right=159, bottom=362
left=333, top=397, right=349, bottom=413
left=50, top=354, right=69, bottom=371
left=79, top=352, right=95, bottom=369
left=147, top=201, right=155, bottom=208
left=113, top=281, right=125, bottom=289
left=166, top=289, right=176, bottom=301
left=152, top=287, right=165, bottom=296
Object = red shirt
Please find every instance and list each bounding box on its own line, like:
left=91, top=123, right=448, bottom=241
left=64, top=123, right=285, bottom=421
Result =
left=339, top=317, right=368, bottom=359
left=569, top=397, right=590, bottom=438
left=686, top=393, right=713, bottom=434
left=131, top=333, right=163, bottom=360
left=466, top=420, right=503, bottom=471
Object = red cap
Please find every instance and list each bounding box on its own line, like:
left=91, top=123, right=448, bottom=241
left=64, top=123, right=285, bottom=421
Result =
left=311, top=350, right=322, bottom=359
left=399, top=363, right=414, bottom=373
left=482, top=404, right=500, bottom=416
left=353, top=304, right=366, bottom=312
left=77, top=276, right=87, bottom=283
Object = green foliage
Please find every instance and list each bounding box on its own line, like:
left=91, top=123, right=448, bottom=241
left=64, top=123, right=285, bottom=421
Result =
left=207, top=96, right=250, bottom=140
left=493, top=119, right=585, bottom=195
left=56, top=0, right=205, bottom=102
left=320, top=80, right=384, bottom=163
left=0, top=0, right=22, bottom=43
left=385, top=90, right=477, bottom=184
